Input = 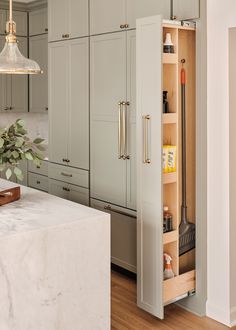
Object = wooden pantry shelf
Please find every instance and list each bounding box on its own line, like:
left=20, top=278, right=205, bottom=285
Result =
left=163, top=230, right=178, bottom=245
left=163, top=53, right=178, bottom=64
left=163, top=113, right=177, bottom=124
left=163, top=172, right=177, bottom=185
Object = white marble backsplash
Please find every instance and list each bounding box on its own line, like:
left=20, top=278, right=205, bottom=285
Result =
left=0, top=113, right=48, bottom=144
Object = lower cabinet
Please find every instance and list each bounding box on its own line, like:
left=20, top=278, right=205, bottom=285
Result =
left=28, top=173, right=48, bottom=192
left=49, top=179, right=89, bottom=206
left=90, top=198, right=137, bottom=273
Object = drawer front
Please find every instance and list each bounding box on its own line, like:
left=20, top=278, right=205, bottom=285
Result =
left=28, top=160, right=48, bottom=176
left=48, top=163, right=89, bottom=188
left=90, top=198, right=137, bottom=273
left=49, top=179, right=89, bottom=206
left=28, top=173, right=48, bottom=192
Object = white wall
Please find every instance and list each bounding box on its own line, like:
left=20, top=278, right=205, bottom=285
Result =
left=229, top=28, right=236, bottom=327
left=207, top=0, right=236, bottom=327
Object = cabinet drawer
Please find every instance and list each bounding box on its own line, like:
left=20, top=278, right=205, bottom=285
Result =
left=28, top=160, right=48, bottom=176
left=49, top=179, right=89, bottom=206
left=90, top=198, right=137, bottom=273
left=48, top=163, right=89, bottom=188
left=28, top=173, right=48, bottom=192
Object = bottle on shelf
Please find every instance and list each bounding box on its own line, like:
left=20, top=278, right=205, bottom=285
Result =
left=163, top=33, right=174, bottom=54
left=163, top=253, right=175, bottom=280
left=163, top=91, right=169, bottom=113
left=163, top=206, right=173, bottom=233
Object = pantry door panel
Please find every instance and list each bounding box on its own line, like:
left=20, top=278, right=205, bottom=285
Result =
left=136, top=15, right=164, bottom=319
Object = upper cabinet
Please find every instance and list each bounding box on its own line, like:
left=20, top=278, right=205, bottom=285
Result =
left=127, top=0, right=171, bottom=29
left=0, top=10, right=27, bottom=36
left=90, top=0, right=170, bottom=35
left=29, top=34, right=48, bottom=113
left=29, top=8, right=48, bottom=36
left=48, top=0, right=89, bottom=42
left=172, top=0, right=200, bottom=20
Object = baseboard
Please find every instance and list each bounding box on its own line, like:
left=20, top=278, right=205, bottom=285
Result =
left=230, top=306, right=236, bottom=327
left=206, top=301, right=231, bottom=327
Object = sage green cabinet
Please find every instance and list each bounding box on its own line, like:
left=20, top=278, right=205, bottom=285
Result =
left=0, top=36, right=28, bottom=113
left=90, top=30, right=136, bottom=210
left=49, top=179, right=89, bottom=206
left=49, top=38, right=89, bottom=170
left=29, top=34, right=48, bottom=113
left=48, top=0, right=89, bottom=42
left=90, top=0, right=170, bottom=35
left=173, top=0, right=200, bottom=20
left=29, top=8, right=48, bottom=36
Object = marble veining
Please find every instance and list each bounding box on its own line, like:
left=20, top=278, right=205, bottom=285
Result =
left=0, top=180, right=110, bottom=330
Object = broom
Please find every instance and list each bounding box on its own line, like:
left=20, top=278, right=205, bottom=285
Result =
left=179, top=60, right=195, bottom=256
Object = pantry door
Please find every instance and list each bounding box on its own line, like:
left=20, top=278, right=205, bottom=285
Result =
left=136, top=15, right=164, bottom=318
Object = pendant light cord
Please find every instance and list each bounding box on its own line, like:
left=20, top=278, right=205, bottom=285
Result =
left=9, top=0, right=12, bottom=22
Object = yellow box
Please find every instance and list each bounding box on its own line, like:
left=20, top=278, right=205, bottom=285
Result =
left=163, top=146, right=169, bottom=173
left=168, top=145, right=177, bottom=173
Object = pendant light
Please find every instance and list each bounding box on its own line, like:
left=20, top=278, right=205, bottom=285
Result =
left=0, top=0, right=42, bottom=74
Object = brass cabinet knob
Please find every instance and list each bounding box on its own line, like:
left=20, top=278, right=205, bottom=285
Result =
left=120, top=24, right=125, bottom=29
left=62, top=34, right=70, bottom=38
left=124, top=24, right=129, bottom=28
left=171, top=15, right=177, bottom=20
left=36, top=180, right=41, bottom=184
left=45, top=28, right=48, bottom=32
left=45, top=107, right=48, bottom=111
left=63, top=187, right=70, bottom=192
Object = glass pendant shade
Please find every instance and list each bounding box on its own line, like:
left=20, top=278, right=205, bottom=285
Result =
left=0, top=41, right=42, bottom=74
left=0, top=0, right=42, bottom=75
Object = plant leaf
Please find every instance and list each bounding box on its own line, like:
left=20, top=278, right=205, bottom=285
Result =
left=0, top=137, right=4, bottom=148
left=25, top=152, right=33, bottom=160
left=12, top=150, right=19, bottom=159
left=5, top=168, right=12, bottom=180
left=33, top=138, right=44, bottom=144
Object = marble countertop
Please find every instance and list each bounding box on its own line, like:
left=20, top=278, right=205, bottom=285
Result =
left=0, top=179, right=106, bottom=237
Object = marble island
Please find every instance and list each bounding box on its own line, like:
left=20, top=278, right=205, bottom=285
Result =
left=0, top=179, right=110, bottom=330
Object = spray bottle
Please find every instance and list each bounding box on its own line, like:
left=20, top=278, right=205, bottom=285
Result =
left=163, top=253, right=175, bottom=280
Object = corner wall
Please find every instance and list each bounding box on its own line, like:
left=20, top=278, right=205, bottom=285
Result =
left=207, top=0, right=236, bottom=326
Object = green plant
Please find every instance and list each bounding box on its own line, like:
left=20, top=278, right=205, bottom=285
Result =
left=0, top=119, right=45, bottom=181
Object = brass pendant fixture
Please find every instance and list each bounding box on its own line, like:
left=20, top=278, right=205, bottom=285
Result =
left=0, top=0, right=42, bottom=74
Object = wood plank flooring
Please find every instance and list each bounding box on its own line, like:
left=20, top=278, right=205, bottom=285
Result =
left=111, top=271, right=232, bottom=330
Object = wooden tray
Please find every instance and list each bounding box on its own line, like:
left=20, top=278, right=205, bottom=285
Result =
left=0, top=185, right=21, bottom=206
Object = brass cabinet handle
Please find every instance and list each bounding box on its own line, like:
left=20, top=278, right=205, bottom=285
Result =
left=143, top=115, right=151, bottom=164
left=120, top=24, right=125, bottom=29
left=124, top=24, right=129, bottom=28
left=62, top=158, right=70, bottom=163
left=104, top=205, right=136, bottom=219
left=63, top=187, right=70, bottom=192
left=61, top=172, right=72, bottom=178
left=45, top=28, right=48, bottom=32
left=118, top=102, right=123, bottom=159
left=36, top=180, right=41, bottom=184
left=45, top=107, right=48, bottom=111
left=123, top=101, right=130, bottom=160
left=4, top=107, right=9, bottom=111
left=171, top=15, right=177, bottom=20
left=36, top=166, right=40, bottom=169
left=62, top=34, right=69, bottom=38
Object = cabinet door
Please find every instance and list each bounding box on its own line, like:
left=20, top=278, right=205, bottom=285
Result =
left=49, top=41, right=69, bottom=165
left=90, top=32, right=127, bottom=207
left=173, top=0, right=200, bottom=20
left=0, top=10, right=6, bottom=35
left=10, top=11, right=28, bottom=36
left=48, top=0, right=68, bottom=42
left=127, top=0, right=170, bottom=29
left=29, top=35, right=48, bottom=113
left=90, top=0, right=126, bottom=35
left=68, top=184, right=89, bottom=206
left=68, top=38, right=89, bottom=170
left=69, top=0, right=88, bottom=38
left=48, top=178, right=69, bottom=199
left=136, top=16, right=163, bottom=318
left=91, top=198, right=137, bottom=273
left=0, top=36, right=7, bottom=112
left=29, top=8, right=48, bottom=36
left=7, top=37, right=28, bottom=113
left=126, top=30, right=136, bottom=210
left=28, top=173, right=49, bottom=192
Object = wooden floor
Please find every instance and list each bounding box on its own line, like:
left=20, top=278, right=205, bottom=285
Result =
left=111, top=271, right=231, bottom=330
